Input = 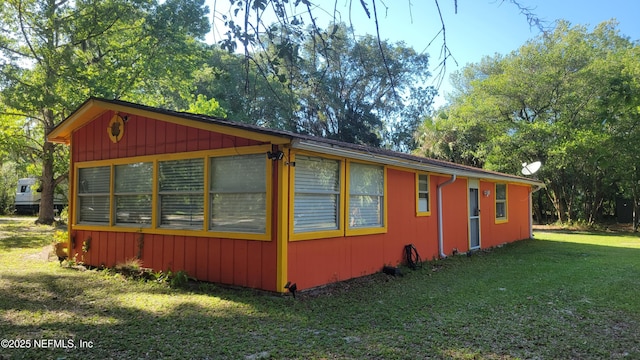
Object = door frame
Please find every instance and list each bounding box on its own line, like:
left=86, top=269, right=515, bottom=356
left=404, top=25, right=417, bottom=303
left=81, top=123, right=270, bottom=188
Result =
left=468, top=179, right=481, bottom=250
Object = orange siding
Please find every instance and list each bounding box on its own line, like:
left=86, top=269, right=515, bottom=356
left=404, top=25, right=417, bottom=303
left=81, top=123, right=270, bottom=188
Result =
left=480, top=183, right=531, bottom=247
left=207, top=238, right=221, bottom=282
left=71, top=230, right=278, bottom=291
left=288, top=168, right=440, bottom=290
left=435, top=175, right=469, bottom=254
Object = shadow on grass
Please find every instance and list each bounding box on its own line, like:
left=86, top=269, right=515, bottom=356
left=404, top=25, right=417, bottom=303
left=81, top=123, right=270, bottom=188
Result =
left=0, top=235, right=53, bottom=251
left=0, top=217, right=63, bottom=251
left=1, top=236, right=639, bottom=359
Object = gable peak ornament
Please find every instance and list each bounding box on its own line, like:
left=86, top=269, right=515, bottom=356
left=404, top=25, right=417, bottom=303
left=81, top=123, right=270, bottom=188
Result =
left=108, top=114, right=125, bottom=143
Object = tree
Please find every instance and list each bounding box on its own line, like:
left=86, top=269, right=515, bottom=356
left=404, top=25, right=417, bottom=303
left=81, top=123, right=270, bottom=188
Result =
left=212, top=1, right=546, bottom=95
left=0, top=0, right=210, bottom=224
left=188, top=47, right=299, bottom=129
left=263, top=23, right=435, bottom=149
left=416, top=20, right=639, bottom=224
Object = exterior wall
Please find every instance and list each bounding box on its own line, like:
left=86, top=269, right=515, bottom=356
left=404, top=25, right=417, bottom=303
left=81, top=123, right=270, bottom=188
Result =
left=69, top=110, right=280, bottom=291
left=287, top=173, right=532, bottom=291
left=436, top=175, right=470, bottom=255
left=288, top=168, right=442, bottom=290
left=70, top=230, right=278, bottom=290
left=480, top=182, right=531, bottom=247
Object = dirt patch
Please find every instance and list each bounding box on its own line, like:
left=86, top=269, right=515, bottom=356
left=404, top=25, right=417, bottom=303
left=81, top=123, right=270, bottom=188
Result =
left=22, top=245, right=56, bottom=262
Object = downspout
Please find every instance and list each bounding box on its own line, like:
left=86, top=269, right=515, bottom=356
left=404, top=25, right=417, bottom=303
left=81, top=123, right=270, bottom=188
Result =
left=437, top=174, right=456, bottom=259
left=529, top=184, right=544, bottom=239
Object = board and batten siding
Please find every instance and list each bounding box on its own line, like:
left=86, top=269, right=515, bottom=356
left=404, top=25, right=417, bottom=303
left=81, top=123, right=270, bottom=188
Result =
left=72, top=110, right=263, bottom=162
left=69, top=110, right=279, bottom=291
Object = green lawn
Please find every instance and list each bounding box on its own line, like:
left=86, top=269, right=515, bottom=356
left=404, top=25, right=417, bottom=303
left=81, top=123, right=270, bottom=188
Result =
left=1, top=217, right=639, bottom=359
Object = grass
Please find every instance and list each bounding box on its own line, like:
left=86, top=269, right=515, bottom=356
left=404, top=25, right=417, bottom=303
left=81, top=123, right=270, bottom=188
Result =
left=1, top=217, right=639, bottom=359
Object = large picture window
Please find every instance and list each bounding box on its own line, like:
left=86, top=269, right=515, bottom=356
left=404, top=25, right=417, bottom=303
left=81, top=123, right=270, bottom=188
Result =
left=78, top=166, right=111, bottom=224
left=159, top=158, right=204, bottom=229
left=293, top=155, right=341, bottom=233
left=210, top=154, right=266, bottom=233
left=349, top=162, right=384, bottom=229
left=74, top=147, right=270, bottom=238
left=114, top=162, right=153, bottom=226
left=495, top=183, right=507, bottom=221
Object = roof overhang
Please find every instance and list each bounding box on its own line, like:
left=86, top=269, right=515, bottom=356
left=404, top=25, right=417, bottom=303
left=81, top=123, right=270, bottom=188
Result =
left=291, top=139, right=545, bottom=189
left=48, top=98, right=291, bottom=145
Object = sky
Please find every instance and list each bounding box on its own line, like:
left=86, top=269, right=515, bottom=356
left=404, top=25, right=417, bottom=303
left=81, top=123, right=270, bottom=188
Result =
left=206, top=0, right=640, bottom=108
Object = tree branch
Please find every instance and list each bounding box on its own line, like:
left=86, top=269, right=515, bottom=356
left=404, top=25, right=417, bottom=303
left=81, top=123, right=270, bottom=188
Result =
left=17, top=0, right=42, bottom=63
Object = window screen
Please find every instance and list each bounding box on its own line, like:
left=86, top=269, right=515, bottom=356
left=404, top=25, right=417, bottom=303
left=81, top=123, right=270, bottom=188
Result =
left=210, top=154, right=266, bottom=233
left=114, top=162, right=153, bottom=226
left=294, top=155, right=341, bottom=233
left=78, top=166, right=111, bottom=224
left=159, top=158, right=204, bottom=229
left=496, top=183, right=507, bottom=220
left=349, top=163, right=384, bottom=228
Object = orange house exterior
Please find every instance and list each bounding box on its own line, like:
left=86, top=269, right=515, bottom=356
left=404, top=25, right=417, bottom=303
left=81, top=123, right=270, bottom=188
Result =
left=48, top=98, right=544, bottom=293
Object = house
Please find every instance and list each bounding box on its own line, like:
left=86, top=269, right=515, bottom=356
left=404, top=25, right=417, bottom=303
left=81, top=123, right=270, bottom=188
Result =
left=48, top=98, right=544, bottom=293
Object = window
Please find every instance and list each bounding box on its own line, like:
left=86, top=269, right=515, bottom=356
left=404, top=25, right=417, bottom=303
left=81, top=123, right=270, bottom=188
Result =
left=159, top=158, right=204, bottom=229
left=417, top=173, right=430, bottom=215
left=349, top=162, right=384, bottom=229
left=210, top=154, right=266, bottom=233
left=293, top=155, right=341, bottom=233
left=114, top=162, right=153, bottom=226
left=78, top=166, right=111, bottom=224
left=495, top=183, right=507, bottom=221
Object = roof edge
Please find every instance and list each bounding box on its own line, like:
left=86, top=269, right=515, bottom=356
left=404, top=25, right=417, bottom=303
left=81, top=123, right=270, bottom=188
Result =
left=291, top=139, right=545, bottom=187
left=48, top=97, right=293, bottom=145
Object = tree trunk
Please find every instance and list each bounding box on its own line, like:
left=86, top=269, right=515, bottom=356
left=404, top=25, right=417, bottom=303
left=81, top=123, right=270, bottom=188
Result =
left=548, top=186, right=566, bottom=223
left=634, top=193, right=639, bottom=232
left=534, top=190, right=544, bottom=224
left=36, top=110, right=56, bottom=225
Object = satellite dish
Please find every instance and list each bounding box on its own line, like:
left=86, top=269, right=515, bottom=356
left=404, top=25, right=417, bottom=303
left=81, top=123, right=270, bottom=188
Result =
left=521, top=161, right=542, bottom=176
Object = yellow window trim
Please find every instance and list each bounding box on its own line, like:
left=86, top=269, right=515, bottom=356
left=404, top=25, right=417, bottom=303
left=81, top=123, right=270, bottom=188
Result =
left=345, top=160, right=388, bottom=237
left=75, top=145, right=272, bottom=168
left=288, top=151, right=346, bottom=242
left=287, top=152, right=388, bottom=241
left=415, top=172, right=432, bottom=217
left=71, top=225, right=270, bottom=241
left=73, top=144, right=273, bottom=241
left=495, top=182, right=508, bottom=224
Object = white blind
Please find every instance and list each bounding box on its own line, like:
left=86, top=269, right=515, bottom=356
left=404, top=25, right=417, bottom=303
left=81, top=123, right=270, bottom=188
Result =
left=78, top=166, right=110, bottom=224
left=349, top=163, right=384, bottom=228
left=115, top=163, right=153, bottom=226
left=159, top=159, right=204, bottom=229
left=210, top=154, right=266, bottom=233
left=294, top=155, right=340, bottom=233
